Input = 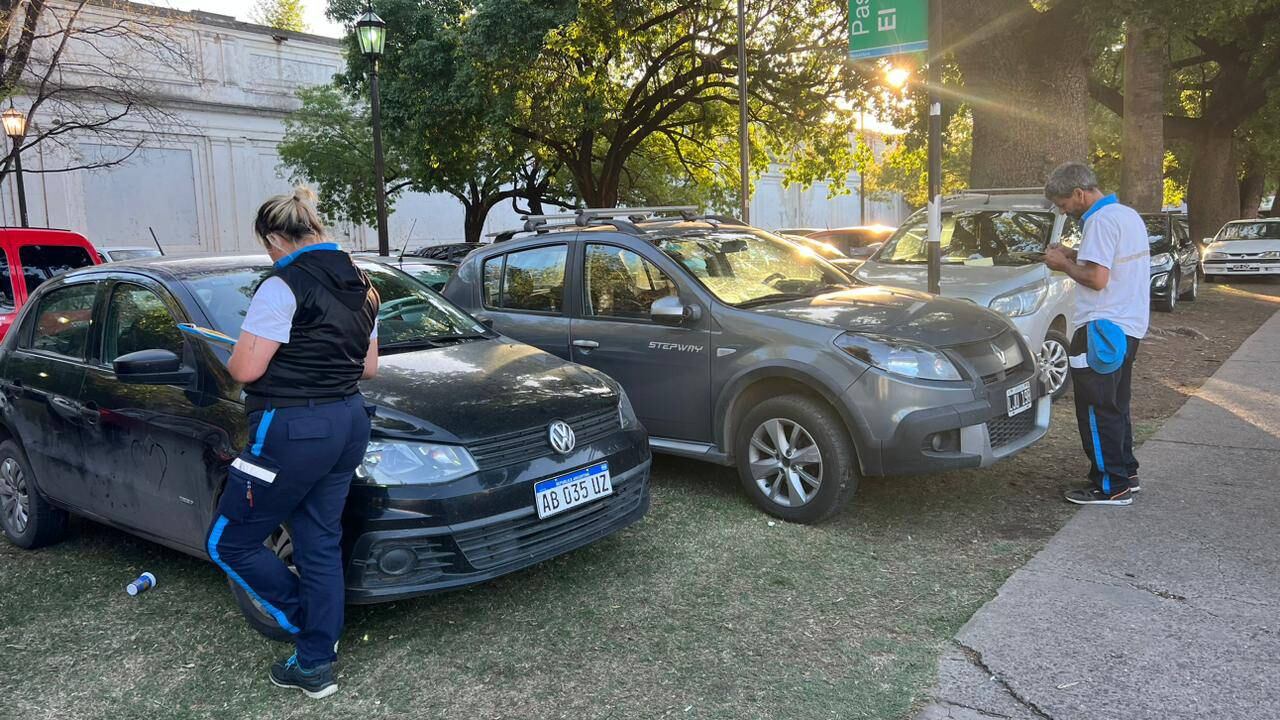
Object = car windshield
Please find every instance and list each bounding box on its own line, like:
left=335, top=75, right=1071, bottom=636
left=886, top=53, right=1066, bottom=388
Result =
left=1218, top=222, right=1280, bottom=241
left=401, top=263, right=454, bottom=291
left=182, top=261, right=485, bottom=348
left=1143, top=217, right=1174, bottom=252
left=877, top=210, right=1055, bottom=266
left=656, top=228, right=849, bottom=306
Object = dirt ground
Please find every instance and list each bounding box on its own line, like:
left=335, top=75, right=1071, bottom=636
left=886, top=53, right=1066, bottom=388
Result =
left=1, top=279, right=1277, bottom=720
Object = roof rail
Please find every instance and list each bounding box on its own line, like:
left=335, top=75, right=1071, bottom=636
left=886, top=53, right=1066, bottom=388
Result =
left=961, top=187, right=1044, bottom=195
left=497, top=205, right=735, bottom=242
left=576, top=206, right=698, bottom=224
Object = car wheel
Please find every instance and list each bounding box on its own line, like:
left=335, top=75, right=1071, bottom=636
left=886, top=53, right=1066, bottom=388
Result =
left=1204, top=273, right=1219, bottom=283
left=1154, top=275, right=1177, bottom=313
left=1040, top=330, right=1072, bottom=401
left=1180, top=269, right=1199, bottom=301
left=734, top=395, right=858, bottom=524
left=228, top=524, right=297, bottom=642
left=0, top=440, right=67, bottom=549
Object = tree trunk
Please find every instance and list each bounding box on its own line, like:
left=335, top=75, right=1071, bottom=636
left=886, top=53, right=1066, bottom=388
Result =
left=1239, top=152, right=1266, bottom=219
left=1186, top=128, right=1239, bottom=244
left=1120, top=22, right=1165, bottom=212
left=462, top=202, right=487, bottom=244
left=947, top=2, right=1092, bottom=187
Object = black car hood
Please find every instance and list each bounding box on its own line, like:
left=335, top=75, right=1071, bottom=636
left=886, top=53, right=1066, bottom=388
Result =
left=360, top=339, right=617, bottom=444
left=750, top=286, right=1011, bottom=346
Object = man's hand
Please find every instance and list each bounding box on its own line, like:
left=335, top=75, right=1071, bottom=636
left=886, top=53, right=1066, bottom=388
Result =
left=1044, top=245, right=1074, bottom=272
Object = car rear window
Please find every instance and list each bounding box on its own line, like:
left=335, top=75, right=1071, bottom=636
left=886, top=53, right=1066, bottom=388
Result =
left=18, top=245, right=95, bottom=295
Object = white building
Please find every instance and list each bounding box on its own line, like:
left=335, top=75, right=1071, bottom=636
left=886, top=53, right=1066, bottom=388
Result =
left=0, top=1, right=906, bottom=254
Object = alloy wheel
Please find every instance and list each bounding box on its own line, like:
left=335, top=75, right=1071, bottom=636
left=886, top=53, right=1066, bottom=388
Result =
left=1040, top=337, right=1070, bottom=397
left=0, top=457, right=30, bottom=535
left=748, top=418, right=823, bottom=508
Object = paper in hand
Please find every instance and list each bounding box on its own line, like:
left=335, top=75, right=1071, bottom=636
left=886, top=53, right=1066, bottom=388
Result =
left=178, top=323, right=237, bottom=347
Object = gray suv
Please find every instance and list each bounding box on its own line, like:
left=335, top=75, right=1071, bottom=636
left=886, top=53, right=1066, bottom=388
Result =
left=444, top=209, right=1049, bottom=523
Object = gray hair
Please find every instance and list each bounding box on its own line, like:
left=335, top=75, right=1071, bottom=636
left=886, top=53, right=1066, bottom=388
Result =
left=253, top=185, right=327, bottom=251
left=1043, top=162, right=1100, bottom=199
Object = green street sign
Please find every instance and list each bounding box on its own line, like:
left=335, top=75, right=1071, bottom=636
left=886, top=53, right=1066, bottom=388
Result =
left=848, top=0, right=928, bottom=60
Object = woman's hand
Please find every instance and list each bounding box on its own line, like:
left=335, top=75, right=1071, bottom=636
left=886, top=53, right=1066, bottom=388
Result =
left=227, top=331, right=281, bottom=384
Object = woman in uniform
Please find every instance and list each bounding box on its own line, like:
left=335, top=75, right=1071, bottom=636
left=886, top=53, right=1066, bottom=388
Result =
left=206, top=186, right=379, bottom=699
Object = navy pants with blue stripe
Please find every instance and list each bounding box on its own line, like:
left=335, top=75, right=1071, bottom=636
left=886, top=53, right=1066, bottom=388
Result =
left=1070, top=327, right=1140, bottom=495
left=207, top=395, right=371, bottom=668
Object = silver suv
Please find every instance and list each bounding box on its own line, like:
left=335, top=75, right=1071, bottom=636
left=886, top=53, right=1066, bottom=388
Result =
left=444, top=208, right=1050, bottom=523
left=854, top=191, right=1077, bottom=399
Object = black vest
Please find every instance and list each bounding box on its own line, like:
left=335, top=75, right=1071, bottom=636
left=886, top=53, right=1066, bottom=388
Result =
left=245, top=249, right=379, bottom=400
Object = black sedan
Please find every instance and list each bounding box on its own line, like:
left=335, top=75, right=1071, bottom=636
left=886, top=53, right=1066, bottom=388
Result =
left=1142, top=212, right=1201, bottom=312
left=351, top=252, right=456, bottom=292
left=0, top=256, right=650, bottom=637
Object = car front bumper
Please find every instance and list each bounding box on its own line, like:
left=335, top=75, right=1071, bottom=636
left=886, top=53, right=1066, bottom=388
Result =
left=1202, top=261, right=1280, bottom=276
left=340, top=430, right=651, bottom=604
left=1150, top=270, right=1175, bottom=298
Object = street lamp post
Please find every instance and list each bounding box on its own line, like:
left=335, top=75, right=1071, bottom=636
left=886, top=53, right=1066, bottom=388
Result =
left=3, top=104, right=29, bottom=228
left=356, top=6, right=389, bottom=256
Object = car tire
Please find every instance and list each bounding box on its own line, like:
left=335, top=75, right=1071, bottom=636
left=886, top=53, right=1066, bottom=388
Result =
left=1204, top=273, right=1219, bottom=283
left=0, top=439, right=68, bottom=549
left=1040, top=330, right=1072, bottom=401
left=227, top=524, right=297, bottom=642
left=734, top=394, right=858, bottom=524
left=1180, top=269, right=1199, bottom=301
left=1154, top=274, right=1177, bottom=313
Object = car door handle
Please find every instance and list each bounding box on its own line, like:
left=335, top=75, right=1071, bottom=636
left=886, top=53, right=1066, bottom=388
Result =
left=49, top=396, right=82, bottom=420
left=572, top=340, right=600, bottom=349
left=80, top=401, right=100, bottom=426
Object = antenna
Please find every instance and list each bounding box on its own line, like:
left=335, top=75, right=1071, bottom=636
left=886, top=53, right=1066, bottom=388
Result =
left=147, top=227, right=165, bottom=256
left=398, top=219, right=417, bottom=260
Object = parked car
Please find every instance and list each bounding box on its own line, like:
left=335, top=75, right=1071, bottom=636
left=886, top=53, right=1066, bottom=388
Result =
left=445, top=208, right=1049, bottom=524
left=353, top=252, right=456, bottom=291
left=1201, top=218, right=1280, bottom=282
left=773, top=227, right=826, bottom=237
left=0, top=255, right=650, bottom=638
left=777, top=234, right=863, bottom=276
left=98, top=246, right=163, bottom=263
left=409, top=242, right=486, bottom=264
left=853, top=192, right=1075, bottom=400
left=0, top=228, right=101, bottom=339
left=1142, top=213, right=1201, bottom=312
left=806, top=225, right=897, bottom=260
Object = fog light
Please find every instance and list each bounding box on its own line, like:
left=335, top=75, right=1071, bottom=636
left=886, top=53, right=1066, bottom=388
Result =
left=930, top=434, right=945, bottom=451
left=377, top=548, right=415, bottom=576
left=1152, top=273, right=1169, bottom=290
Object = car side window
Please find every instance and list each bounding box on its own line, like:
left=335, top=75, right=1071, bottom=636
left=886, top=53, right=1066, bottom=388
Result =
left=584, top=244, right=677, bottom=320
left=103, top=284, right=184, bottom=362
left=483, top=245, right=568, bottom=313
left=0, top=251, right=15, bottom=312
left=24, top=282, right=99, bottom=359
left=18, top=245, right=95, bottom=295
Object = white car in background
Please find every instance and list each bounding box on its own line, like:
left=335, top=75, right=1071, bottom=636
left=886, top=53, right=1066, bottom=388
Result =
left=1202, top=218, right=1280, bottom=282
left=853, top=190, right=1077, bottom=399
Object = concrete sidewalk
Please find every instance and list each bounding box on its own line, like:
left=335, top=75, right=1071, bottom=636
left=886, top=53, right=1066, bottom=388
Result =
left=918, top=312, right=1280, bottom=720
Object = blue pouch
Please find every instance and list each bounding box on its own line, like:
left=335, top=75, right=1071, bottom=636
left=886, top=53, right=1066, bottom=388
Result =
left=1086, top=320, right=1127, bottom=375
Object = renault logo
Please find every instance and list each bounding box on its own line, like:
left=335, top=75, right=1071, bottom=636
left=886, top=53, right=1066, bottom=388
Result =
left=548, top=420, right=576, bottom=454
left=992, top=343, right=1008, bottom=367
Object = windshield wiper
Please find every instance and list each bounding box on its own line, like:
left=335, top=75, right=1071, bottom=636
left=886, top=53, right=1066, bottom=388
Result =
left=381, top=333, right=487, bottom=350
left=735, top=292, right=816, bottom=308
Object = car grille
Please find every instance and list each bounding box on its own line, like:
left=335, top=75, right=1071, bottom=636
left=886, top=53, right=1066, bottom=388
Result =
left=987, top=410, right=1037, bottom=449
left=468, top=408, right=619, bottom=470
left=947, top=330, right=1027, bottom=385
left=454, top=474, right=647, bottom=571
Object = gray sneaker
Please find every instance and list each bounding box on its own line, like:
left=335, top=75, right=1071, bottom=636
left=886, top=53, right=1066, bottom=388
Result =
left=269, top=652, right=337, bottom=699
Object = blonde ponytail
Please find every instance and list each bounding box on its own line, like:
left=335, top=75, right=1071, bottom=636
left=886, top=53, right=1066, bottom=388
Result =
left=254, top=185, right=328, bottom=251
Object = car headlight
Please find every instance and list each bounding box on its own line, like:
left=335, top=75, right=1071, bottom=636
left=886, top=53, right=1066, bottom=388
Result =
left=618, top=390, right=640, bottom=430
left=355, top=441, right=479, bottom=485
left=1150, top=252, right=1173, bottom=268
left=1260, top=250, right=1280, bottom=259
left=835, top=333, right=962, bottom=381
left=988, top=284, right=1048, bottom=318
left=1206, top=251, right=1226, bottom=260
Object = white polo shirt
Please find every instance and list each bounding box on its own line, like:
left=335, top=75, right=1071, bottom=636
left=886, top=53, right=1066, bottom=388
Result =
left=242, top=276, right=378, bottom=343
left=1073, top=195, right=1150, bottom=339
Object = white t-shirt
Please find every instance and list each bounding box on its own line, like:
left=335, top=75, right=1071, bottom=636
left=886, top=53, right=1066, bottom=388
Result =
left=1073, top=198, right=1150, bottom=338
left=241, top=276, right=377, bottom=343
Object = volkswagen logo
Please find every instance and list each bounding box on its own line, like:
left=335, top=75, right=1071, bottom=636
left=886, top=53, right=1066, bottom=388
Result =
left=548, top=420, right=576, bottom=454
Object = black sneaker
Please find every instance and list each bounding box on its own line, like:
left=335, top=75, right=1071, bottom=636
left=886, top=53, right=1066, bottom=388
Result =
left=1129, top=479, right=1141, bottom=493
left=269, top=652, right=337, bottom=699
left=1065, top=487, right=1133, bottom=506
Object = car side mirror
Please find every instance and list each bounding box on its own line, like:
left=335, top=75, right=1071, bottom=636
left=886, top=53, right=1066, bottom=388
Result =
left=650, top=295, right=701, bottom=326
left=114, top=349, right=194, bottom=386
left=472, top=313, right=495, bottom=329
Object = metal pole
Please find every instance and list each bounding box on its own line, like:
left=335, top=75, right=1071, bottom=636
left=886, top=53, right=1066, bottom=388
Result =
left=925, top=0, right=941, bottom=295
left=12, top=139, right=28, bottom=228
left=369, top=59, right=390, bottom=256
left=737, top=0, right=750, bottom=224
left=858, top=105, right=867, bottom=225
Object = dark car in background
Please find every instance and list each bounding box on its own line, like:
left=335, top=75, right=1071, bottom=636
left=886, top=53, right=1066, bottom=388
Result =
left=777, top=233, right=864, bottom=276
left=353, top=252, right=457, bottom=292
left=0, top=228, right=101, bottom=339
left=1142, top=213, right=1201, bottom=312
left=806, top=225, right=897, bottom=260
left=409, top=242, right=486, bottom=264
left=0, top=256, right=650, bottom=638
left=446, top=208, right=1049, bottom=524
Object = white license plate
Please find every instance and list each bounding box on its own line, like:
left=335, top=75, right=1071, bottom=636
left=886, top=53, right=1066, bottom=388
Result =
left=1006, top=381, right=1033, bottom=417
left=1230, top=264, right=1253, bottom=271
left=534, top=462, right=612, bottom=519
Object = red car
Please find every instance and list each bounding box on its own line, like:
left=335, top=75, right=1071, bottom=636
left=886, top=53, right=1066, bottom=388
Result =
left=0, top=228, right=101, bottom=338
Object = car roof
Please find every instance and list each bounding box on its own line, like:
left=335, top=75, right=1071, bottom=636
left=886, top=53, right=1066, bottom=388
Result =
left=1225, top=217, right=1280, bottom=224
left=939, top=193, right=1054, bottom=212
left=0, top=227, right=93, bottom=244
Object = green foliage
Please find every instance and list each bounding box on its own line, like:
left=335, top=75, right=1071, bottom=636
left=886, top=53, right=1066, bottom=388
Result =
left=864, top=110, right=972, bottom=208
left=252, top=0, right=307, bottom=32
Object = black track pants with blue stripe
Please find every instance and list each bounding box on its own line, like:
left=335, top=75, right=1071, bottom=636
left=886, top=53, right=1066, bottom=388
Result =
left=206, top=395, right=371, bottom=668
left=1069, top=327, right=1140, bottom=495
